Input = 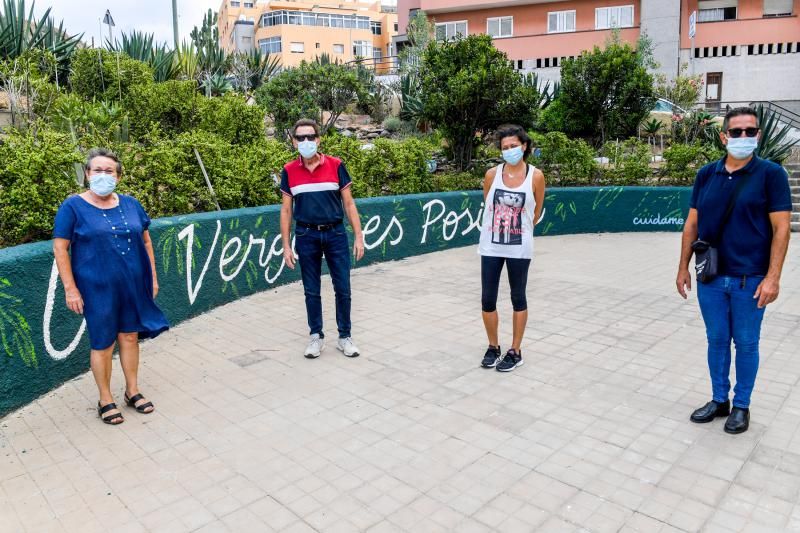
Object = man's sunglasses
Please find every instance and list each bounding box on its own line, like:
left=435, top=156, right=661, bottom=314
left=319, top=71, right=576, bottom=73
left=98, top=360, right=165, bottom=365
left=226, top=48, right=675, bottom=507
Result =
left=294, top=134, right=317, bottom=142
left=726, top=127, right=759, bottom=138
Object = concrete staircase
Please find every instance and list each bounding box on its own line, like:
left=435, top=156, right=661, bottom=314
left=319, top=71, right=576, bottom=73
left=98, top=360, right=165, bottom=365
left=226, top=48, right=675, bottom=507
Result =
left=789, top=163, right=800, bottom=232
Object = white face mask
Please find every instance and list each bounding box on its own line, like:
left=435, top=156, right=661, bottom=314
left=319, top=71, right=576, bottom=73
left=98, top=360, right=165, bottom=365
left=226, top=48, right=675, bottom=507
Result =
left=726, top=136, right=758, bottom=160
left=89, top=173, right=117, bottom=196
left=298, top=140, right=318, bottom=159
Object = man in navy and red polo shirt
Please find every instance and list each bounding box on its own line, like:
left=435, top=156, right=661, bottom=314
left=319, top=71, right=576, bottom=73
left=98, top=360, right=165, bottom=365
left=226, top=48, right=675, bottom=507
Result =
left=280, top=119, right=365, bottom=359
left=677, top=107, right=792, bottom=434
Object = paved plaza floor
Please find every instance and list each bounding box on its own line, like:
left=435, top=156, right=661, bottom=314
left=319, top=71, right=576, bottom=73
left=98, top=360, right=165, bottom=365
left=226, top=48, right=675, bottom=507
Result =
left=2, top=233, right=800, bottom=533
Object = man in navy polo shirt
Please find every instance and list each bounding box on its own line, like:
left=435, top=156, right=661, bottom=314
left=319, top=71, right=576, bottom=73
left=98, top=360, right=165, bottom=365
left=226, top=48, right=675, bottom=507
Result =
left=677, top=107, right=791, bottom=434
left=280, top=119, right=365, bottom=359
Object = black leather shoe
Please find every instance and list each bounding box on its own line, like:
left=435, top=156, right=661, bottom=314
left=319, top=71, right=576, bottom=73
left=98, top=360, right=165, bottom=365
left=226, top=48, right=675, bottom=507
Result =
left=690, top=400, right=730, bottom=423
left=724, top=407, right=750, bottom=434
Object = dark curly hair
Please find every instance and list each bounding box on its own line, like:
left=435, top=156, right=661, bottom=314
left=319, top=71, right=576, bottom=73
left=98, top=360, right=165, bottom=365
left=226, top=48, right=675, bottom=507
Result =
left=495, top=124, right=532, bottom=161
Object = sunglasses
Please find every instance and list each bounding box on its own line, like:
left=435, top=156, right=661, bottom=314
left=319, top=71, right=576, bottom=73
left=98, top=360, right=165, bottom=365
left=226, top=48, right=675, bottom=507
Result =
left=294, top=134, right=317, bottom=142
left=726, top=127, right=759, bottom=138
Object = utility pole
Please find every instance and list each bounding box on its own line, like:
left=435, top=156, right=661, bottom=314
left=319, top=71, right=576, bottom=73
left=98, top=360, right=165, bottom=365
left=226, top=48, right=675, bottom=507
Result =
left=172, top=0, right=180, bottom=49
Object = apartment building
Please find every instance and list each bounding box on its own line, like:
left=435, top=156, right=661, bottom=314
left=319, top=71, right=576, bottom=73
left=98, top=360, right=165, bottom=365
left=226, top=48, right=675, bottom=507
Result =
left=395, top=0, right=800, bottom=110
left=219, top=0, right=399, bottom=71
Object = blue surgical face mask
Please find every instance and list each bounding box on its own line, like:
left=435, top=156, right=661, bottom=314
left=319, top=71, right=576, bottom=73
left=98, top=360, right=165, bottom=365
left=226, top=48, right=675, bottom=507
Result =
left=89, top=173, right=117, bottom=196
left=298, top=140, right=318, bottom=159
left=502, top=146, right=524, bottom=166
left=726, top=136, right=758, bottom=160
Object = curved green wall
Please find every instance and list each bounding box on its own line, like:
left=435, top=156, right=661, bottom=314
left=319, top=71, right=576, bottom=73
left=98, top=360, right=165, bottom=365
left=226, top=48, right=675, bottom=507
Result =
left=0, top=187, right=690, bottom=415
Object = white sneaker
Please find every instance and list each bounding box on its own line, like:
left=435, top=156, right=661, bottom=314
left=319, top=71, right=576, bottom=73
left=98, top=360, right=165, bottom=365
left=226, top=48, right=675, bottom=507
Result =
left=304, top=334, right=324, bottom=359
left=337, top=337, right=360, bottom=357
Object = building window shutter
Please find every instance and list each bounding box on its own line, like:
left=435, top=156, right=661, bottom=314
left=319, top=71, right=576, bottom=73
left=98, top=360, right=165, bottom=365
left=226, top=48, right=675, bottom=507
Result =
left=764, top=0, right=793, bottom=15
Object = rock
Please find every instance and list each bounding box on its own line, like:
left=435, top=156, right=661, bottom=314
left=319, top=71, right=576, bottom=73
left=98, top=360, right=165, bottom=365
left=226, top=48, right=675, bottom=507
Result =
left=340, top=129, right=354, bottom=137
left=265, top=127, right=275, bottom=137
left=380, top=130, right=392, bottom=138
left=366, top=133, right=379, bottom=139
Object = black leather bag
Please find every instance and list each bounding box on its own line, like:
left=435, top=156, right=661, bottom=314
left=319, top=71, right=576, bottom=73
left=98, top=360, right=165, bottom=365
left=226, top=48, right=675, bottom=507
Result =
left=692, top=174, right=750, bottom=284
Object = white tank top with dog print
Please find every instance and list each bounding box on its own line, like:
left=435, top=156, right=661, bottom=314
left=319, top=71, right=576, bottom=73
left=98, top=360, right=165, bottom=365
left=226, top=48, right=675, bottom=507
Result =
left=478, top=163, right=536, bottom=259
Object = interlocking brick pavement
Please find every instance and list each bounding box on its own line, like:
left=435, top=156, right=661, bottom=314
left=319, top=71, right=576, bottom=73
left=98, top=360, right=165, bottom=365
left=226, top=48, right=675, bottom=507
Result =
left=1, top=233, right=799, bottom=532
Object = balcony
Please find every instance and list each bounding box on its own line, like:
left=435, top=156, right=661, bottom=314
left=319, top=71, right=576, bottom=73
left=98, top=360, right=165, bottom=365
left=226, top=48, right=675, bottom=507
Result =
left=420, top=0, right=570, bottom=14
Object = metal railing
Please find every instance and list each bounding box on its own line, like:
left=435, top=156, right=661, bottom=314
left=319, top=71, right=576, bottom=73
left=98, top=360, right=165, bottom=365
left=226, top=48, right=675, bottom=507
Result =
left=343, top=55, right=401, bottom=75
left=701, top=100, right=800, bottom=130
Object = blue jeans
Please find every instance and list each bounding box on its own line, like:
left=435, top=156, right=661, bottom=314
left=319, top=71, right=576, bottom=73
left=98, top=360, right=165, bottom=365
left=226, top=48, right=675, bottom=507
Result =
left=295, top=222, right=351, bottom=339
left=697, top=275, right=766, bottom=408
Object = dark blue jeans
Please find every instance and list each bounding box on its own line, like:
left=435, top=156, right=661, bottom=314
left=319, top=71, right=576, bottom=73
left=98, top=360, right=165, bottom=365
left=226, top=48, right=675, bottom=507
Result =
left=697, top=275, right=766, bottom=408
left=295, top=222, right=351, bottom=339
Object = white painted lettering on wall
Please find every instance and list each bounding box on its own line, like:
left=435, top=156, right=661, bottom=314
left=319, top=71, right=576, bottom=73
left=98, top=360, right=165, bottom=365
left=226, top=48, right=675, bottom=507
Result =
left=42, top=199, right=484, bottom=361
left=420, top=200, right=483, bottom=244
left=632, top=214, right=684, bottom=226
left=44, top=261, right=87, bottom=361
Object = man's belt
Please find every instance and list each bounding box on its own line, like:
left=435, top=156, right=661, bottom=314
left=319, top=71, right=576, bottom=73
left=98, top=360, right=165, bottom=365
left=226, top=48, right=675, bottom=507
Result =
left=296, top=220, right=343, bottom=231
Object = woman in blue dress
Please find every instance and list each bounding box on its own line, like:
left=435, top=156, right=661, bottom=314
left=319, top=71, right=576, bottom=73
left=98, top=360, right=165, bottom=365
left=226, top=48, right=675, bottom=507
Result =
left=53, top=148, right=169, bottom=425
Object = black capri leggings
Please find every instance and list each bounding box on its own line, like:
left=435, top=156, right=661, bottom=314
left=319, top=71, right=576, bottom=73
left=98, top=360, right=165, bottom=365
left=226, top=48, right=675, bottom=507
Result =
left=481, top=255, right=531, bottom=312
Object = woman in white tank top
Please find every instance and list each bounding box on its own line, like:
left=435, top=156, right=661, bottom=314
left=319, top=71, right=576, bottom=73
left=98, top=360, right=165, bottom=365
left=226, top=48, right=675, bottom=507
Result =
left=478, top=125, right=546, bottom=372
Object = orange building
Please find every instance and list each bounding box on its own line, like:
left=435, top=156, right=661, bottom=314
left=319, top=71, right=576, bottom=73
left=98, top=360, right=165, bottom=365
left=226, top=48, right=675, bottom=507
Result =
left=219, top=0, right=399, bottom=72
left=395, top=0, right=800, bottom=109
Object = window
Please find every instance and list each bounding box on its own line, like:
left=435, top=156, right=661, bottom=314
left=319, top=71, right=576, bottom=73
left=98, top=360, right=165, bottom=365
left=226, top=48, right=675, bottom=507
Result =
left=317, top=14, right=330, bottom=26
left=698, top=0, right=737, bottom=22
left=764, top=0, right=793, bottom=16
left=333, top=43, right=344, bottom=54
left=435, top=21, right=468, bottom=41
left=244, top=2, right=254, bottom=7
left=353, top=40, right=372, bottom=57
left=547, top=11, right=576, bottom=33
left=394, top=22, right=398, bottom=32
left=706, top=72, right=722, bottom=101
left=371, top=21, right=382, bottom=35
left=231, top=1, right=240, bottom=6
left=595, top=6, right=634, bottom=29
left=373, top=48, right=383, bottom=65
left=315, top=43, right=320, bottom=49
left=259, top=36, right=281, bottom=54
left=290, top=42, right=305, bottom=53
left=487, top=16, right=513, bottom=38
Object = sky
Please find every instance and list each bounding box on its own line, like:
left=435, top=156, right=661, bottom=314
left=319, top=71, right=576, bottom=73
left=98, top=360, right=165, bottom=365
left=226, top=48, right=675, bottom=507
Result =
left=45, top=0, right=221, bottom=48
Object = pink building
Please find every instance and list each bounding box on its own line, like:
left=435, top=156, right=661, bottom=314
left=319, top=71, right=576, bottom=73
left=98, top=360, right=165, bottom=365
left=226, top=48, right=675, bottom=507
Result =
left=394, top=0, right=800, bottom=110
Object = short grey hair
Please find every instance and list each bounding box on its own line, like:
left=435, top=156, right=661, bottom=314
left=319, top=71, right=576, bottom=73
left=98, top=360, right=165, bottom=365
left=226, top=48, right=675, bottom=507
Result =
left=85, top=147, right=122, bottom=175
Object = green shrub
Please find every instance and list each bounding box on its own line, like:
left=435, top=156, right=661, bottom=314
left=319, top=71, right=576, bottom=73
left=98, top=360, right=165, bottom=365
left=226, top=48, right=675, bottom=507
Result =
left=124, top=80, right=201, bottom=138
left=531, top=132, right=597, bottom=186
left=0, top=128, right=82, bottom=247
left=69, top=48, right=154, bottom=102
left=662, top=143, right=724, bottom=184
left=197, top=93, right=265, bottom=145
left=117, top=130, right=290, bottom=217
left=382, top=116, right=402, bottom=133
left=431, top=171, right=482, bottom=192
left=600, top=138, right=653, bottom=185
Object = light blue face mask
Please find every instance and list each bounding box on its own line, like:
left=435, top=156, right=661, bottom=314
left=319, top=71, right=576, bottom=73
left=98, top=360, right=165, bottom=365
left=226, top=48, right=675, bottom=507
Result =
left=502, top=146, right=524, bottom=166
left=298, top=140, right=318, bottom=159
left=89, top=173, right=117, bottom=196
left=726, top=136, right=758, bottom=160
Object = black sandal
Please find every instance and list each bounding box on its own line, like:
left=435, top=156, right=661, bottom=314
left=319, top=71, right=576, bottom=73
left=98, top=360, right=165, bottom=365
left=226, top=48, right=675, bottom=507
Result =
left=124, top=393, right=154, bottom=414
left=98, top=402, right=124, bottom=425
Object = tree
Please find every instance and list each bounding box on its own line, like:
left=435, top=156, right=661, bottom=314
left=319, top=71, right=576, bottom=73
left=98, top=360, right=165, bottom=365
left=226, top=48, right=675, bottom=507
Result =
left=418, top=34, right=534, bottom=171
left=255, top=61, right=364, bottom=141
left=554, top=38, right=656, bottom=143
left=398, top=10, right=434, bottom=77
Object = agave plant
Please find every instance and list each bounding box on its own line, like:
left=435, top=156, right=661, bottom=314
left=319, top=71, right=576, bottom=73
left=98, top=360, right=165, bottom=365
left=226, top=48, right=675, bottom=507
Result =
left=201, top=72, right=232, bottom=97
left=107, top=30, right=179, bottom=82
left=520, top=72, right=558, bottom=110
left=0, top=278, right=36, bottom=367
left=176, top=40, right=200, bottom=81
left=0, top=0, right=82, bottom=80
left=230, top=49, right=280, bottom=93
left=754, top=103, right=800, bottom=164
left=398, top=73, right=425, bottom=129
